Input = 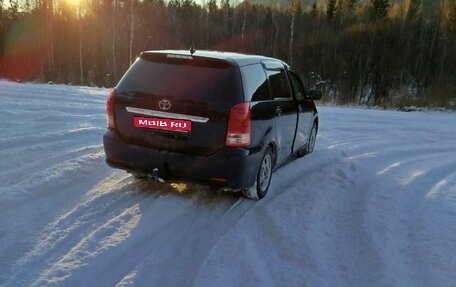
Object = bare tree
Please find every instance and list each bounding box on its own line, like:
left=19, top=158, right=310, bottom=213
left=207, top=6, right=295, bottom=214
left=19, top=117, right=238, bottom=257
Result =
left=129, top=0, right=135, bottom=65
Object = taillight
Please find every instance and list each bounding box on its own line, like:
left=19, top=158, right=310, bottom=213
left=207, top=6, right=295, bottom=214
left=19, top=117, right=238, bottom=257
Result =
left=225, top=103, right=251, bottom=147
left=107, top=89, right=116, bottom=129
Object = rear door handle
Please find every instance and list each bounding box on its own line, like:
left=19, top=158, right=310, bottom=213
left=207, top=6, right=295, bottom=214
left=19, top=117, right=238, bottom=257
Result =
left=275, top=106, right=282, bottom=115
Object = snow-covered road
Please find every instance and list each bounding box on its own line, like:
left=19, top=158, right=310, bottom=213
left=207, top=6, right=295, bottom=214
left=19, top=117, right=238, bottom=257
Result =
left=1, top=80, right=455, bottom=286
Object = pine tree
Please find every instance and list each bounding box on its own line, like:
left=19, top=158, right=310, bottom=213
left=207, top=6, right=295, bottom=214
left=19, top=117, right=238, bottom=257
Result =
left=327, top=0, right=337, bottom=20
left=336, top=0, right=358, bottom=18
left=447, top=1, right=456, bottom=32
left=406, top=0, right=422, bottom=22
left=347, top=0, right=358, bottom=13
left=207, top=0, right=217, bottom=15
left=370, top=0, right=390, bottom=20
left=310, top=0, right=318, bottom=18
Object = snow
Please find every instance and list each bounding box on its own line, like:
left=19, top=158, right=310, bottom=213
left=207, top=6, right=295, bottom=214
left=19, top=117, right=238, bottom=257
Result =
left=1, top=80, right=455, bottom=286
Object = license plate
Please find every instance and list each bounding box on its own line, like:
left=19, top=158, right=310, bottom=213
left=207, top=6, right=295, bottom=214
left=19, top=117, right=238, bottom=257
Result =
left=134, top=117, right=191, bottom=132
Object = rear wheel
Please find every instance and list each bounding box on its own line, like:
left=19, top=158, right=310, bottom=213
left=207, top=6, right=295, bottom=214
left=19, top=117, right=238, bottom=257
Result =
left=242, top=148, right=274, bottom=200
left=297, top=122, right=317, bottom=157
left=306, top=123, right=317, bottom=154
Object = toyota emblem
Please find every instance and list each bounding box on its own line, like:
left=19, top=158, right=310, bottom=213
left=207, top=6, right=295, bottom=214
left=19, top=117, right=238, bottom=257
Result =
left=158, top=99, right=171, bottom=110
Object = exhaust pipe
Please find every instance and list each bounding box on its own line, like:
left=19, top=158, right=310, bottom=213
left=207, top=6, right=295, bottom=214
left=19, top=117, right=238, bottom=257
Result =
left=148, top=168, right=165, bottom=183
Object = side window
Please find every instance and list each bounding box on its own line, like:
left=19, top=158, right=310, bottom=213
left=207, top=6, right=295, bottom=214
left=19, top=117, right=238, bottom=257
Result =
left=266, top=69, right=291, bottom=99
left=289, top=72, right=306, bottom=101
left=240, top=64, right=271, bottom=102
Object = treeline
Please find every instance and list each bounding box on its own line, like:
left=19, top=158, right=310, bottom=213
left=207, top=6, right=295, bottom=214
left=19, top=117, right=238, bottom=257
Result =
left=0, top=0, right=455, bottom=108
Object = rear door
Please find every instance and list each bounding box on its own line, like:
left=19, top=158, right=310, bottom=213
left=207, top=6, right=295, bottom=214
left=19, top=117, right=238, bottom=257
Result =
left=114, top=53, right=242, bottom=156
left=263, top=61, right=297, bottom=164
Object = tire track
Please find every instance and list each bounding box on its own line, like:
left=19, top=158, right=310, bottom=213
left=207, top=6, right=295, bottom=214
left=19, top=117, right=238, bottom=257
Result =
left=6, top=173, right=256, bottom=287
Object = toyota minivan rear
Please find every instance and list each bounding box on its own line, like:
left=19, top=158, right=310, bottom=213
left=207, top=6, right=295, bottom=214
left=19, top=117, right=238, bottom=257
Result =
left=103, top=51, right=263, bottom=192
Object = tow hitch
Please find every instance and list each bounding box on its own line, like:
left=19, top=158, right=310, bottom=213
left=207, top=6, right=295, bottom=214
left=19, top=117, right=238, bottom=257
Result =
left=148, top=168, right=165, bottom=183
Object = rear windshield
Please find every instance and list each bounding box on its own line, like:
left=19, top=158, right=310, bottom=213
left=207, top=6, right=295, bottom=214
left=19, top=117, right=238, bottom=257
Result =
left=116, top=55, right=240, bottom=103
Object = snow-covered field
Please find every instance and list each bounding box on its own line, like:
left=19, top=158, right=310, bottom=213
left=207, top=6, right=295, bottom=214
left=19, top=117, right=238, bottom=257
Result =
left=1, top=80, right=455, bottom=287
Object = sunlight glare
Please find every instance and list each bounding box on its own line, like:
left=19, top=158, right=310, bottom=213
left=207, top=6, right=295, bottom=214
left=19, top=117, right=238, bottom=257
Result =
left=63, top=0, right=81, bottom=8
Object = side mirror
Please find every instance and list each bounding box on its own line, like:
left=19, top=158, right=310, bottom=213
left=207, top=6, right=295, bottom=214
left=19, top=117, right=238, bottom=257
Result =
left=308, top=90, right=322, bottom=100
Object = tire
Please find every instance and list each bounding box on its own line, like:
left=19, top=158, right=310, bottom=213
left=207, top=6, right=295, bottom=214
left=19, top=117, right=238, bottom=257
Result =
left=306, top=122, right=317, bottom=154
left=242, top=147, right=274, bottom=200
left=297, top=122, right=317, bottom=157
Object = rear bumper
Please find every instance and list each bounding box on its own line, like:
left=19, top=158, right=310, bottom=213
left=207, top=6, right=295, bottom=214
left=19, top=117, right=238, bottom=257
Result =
left=103, top=129, right=263, bottom=189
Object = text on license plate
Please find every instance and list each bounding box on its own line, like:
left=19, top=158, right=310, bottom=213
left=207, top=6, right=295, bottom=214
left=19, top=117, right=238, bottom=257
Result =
left=134, top=117, right=191, bottom=132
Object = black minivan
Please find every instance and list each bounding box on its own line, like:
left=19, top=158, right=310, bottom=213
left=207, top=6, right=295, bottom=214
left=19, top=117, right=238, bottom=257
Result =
left=103, top=50, right=321, bottom=200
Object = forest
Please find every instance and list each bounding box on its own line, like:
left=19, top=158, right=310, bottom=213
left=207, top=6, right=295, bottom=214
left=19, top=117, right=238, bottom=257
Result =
left=0, top=0, right=455, bottom=108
